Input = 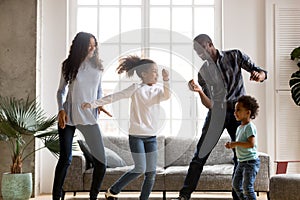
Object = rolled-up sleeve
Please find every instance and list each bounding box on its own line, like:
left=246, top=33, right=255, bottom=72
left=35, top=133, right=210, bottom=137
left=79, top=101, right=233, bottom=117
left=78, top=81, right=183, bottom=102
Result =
left=90, top=83, right=137, bottom=108
left=57, top=73, right=68, bottom=111
left=237, top=50, right=268, bottom=80
left=97, top=76, right=102, bottom=99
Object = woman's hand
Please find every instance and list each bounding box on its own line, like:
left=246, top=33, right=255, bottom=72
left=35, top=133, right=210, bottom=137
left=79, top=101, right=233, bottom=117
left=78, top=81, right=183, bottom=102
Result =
left=58, top=110, right=67, bottom=129
left=162, top=69, right=169, bottom=81
left=97, top=106, right=112, bottom=117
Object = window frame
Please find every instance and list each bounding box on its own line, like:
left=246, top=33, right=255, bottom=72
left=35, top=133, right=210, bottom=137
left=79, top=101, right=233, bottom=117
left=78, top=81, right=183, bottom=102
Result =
left=68, top=0, right=223, bottom=136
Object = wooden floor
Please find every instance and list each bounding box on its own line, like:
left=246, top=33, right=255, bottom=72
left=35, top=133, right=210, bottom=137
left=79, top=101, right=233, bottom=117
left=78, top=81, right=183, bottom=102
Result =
left=29, top=191, right=269, bottom=200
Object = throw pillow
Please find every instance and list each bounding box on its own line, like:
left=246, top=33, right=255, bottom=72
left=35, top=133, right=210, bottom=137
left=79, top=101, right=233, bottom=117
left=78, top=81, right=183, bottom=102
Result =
left=105, top=147, right=127, bottom=168
left=77, top=140, right=126, bottom=169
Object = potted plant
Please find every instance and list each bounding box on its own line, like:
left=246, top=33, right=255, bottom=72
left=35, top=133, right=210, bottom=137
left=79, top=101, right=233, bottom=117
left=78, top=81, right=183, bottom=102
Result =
left=0, top=95, right=59, bottom=200
left=289, top=46, right=300, bottom=106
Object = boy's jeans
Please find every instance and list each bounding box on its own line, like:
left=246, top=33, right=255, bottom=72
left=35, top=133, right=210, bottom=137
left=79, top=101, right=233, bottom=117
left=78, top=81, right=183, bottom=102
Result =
left=232, top=158, right=260, bottom=200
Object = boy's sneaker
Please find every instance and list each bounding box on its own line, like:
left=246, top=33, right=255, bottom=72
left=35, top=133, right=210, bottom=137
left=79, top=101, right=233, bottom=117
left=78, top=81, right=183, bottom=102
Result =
left=105, top=188, right=118, bottom=200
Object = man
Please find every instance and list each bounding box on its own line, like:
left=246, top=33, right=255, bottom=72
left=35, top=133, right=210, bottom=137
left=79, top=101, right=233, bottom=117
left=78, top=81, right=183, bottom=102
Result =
left=172, top=34, right=267, bottom=200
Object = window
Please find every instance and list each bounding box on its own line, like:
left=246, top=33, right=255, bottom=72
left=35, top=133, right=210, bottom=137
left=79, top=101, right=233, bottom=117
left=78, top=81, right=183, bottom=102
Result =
left=69, top=0, right=222, bottom=137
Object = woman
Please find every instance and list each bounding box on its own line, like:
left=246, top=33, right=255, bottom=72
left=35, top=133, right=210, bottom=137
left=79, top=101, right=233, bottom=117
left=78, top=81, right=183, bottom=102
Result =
left=52, top=32, right=110, bottom=200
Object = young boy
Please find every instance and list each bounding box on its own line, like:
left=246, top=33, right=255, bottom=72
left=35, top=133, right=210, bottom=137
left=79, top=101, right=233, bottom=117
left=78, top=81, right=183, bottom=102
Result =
left=225, top=95, right=260, bottom=200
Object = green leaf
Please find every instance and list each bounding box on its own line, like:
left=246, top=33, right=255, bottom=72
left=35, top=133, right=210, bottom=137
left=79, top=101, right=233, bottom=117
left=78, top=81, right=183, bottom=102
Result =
left=0, top=95, right=59, bottom=173
left=36, top=129, right=60, bottom=157
left=290, top=47, right=300, bottom=60
left=289, top=70, right=300, bottom=106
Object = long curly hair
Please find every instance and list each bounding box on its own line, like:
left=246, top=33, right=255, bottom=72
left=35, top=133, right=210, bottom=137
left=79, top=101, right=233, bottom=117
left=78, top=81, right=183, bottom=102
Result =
left=62, top=32, right=103, bottom=84
left=116, top=55, right=155, bottom=78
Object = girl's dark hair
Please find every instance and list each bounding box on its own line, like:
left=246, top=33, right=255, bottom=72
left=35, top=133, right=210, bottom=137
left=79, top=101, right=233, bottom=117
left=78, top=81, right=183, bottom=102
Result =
left=116, top=55, right=155, bottom=78
left=62, top=32, right=103, bottom=84
left=237, top=95, right=259, bottom=119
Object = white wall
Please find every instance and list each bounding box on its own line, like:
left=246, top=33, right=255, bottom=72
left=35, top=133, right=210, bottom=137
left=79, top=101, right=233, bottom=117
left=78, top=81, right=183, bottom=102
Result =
left=38, top=0, right=271, bottom=193
left=265, top=0, right=300, bottom=173
left=38, top=0, right=68, bottom=194
left=223, top=0, right=268, bottom=153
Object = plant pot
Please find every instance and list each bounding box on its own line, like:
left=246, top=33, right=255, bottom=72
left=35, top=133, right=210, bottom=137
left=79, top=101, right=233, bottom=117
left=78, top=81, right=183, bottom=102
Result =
left=1, top=172, right=32, bottom=200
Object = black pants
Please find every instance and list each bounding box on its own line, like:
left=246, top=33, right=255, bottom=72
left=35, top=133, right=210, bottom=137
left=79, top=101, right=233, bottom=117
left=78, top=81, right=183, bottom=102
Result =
left=179, top=103, right=240, bottom=200
left=52, top=125, right=106, bottom=200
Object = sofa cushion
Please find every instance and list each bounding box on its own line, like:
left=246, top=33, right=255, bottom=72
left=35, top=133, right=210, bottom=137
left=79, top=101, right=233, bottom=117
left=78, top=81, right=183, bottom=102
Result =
left=165, top=136, right=198, bottom=167
left=206, top=136, right=234, bottom=165
left=164, top=164, right=234, bottom=191
left=165, top=135, right=233, bottom=167
left=103, top=135, right=165, bottom=168
left=105, top=147, right=127, bottom=168
left=84, top=166, right=165, bottom=191
left=163, top=164, right=233, bottom=175
left=77, top=140, right=126, bottom=168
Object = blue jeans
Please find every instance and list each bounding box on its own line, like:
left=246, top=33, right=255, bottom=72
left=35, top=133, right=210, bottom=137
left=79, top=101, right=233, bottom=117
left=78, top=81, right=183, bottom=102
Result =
left=110, top=135, right=158, bottom=200
left=232, top=158, right=260, bottom=200
left=179, top=104, right=240, bottom=200
left=52, top=124, right=106, bottom=200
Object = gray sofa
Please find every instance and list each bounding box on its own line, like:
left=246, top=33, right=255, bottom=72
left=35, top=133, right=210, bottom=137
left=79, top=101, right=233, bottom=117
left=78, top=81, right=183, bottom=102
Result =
left=63, top=135, right=270, bottom=199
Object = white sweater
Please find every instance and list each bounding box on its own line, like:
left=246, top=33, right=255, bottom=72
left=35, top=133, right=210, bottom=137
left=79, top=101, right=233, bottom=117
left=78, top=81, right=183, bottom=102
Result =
left=90, top=81, right=170, bottom=136
left=57, top=60, right=102, bottom=125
